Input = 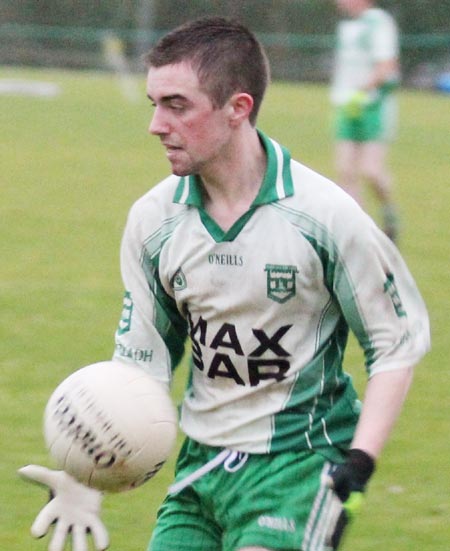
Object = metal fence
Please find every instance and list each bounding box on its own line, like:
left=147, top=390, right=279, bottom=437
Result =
left=1, top=23, right=450, bottom=88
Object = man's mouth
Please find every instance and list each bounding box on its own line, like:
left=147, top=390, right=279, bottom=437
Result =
left=163, top=144, right=184, bottom=162
left=162, top=142, right=181, bottom=151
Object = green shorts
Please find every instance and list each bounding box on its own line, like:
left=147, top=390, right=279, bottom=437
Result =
left=335, top=96, right=397, bottom=143
left=149, top=438, right=345, bottom=551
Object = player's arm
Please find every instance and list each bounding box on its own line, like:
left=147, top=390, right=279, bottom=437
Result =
left=332, top=365, right=413, bottom=505
left=345, top=14, right=400, bottom=117
left=343, top=56, right=399, bottom=118
left=333, top=215, right=429, bottom=458
left=113, top=198, right=188, bottom=381
left=18, top=199, right=183, bottom=551
left=350, top=365, right=413, bottom=458
left=329, top=366, right=413, bottom=500
left=326, top=205, right=430, bottom=548
left=327, top=365, right=414, bottom=550
left=363, top=57, right=399, bottom=95
left=364, top=13, right=400, bottom=96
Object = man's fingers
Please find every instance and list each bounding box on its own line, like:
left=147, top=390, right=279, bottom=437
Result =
left=48, top=519, right=71, bottom=551
left=90, top=519, right=110, bottom=550
left=30, top=503, right=56, bottom=538
left=18, top=465, right=59, bottom=488
left=325, top=473, right=335, bottom=489
left=71, top=525, right=89, bottom=551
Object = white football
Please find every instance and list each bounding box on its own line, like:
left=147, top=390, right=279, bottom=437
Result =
left=43, top=360, right=177, bottom=493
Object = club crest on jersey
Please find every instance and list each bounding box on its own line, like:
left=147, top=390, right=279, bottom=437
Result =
left=170, top=267, right=187, bottom=291
left=117, top=291, right=133, bottom=335
left=265, top=264, right=298, bottom=303
left=384, top=272, right=406, bottom=317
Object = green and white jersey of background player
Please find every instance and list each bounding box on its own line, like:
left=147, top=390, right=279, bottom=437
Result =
left=114, top=131, right=429, bottom=462
left=331, top=8, right=400, bottom=106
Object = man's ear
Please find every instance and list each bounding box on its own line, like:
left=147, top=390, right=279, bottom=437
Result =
left=228, top=92, right=254, bottom=127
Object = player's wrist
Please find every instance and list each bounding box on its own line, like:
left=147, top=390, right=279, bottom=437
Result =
left=346, top=448, right=376, bottom=488
left=328, top=449, right=375, bottom=503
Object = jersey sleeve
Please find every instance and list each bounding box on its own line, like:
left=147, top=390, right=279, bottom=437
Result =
left=371, top=12, right=399, bottom=62
left=330, top=208, right=430, bottom=378
left=112, top=197, right=188, bottom=386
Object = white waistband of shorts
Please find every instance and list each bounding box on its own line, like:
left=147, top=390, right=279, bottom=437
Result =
left=168, top=449, right=248, bottom=495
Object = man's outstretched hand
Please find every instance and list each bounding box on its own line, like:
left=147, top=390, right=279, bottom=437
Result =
left=18, top=465, right=109, bottom=551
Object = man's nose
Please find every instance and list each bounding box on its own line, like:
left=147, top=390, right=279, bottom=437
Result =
left=149, top=106, right=169, bottom=135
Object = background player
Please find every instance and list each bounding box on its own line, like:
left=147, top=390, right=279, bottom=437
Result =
left=331, top=0, right=401, bottom=242
left=20, top=16, right=429, bottom=551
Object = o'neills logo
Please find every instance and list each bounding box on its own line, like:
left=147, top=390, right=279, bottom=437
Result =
left=265, top=264, right=298, bottom=303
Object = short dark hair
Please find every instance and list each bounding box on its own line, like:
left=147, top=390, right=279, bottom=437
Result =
left=144, top=16, right=270, bottom=125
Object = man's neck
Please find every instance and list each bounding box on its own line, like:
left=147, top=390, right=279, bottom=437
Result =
left=200, top=127, right=267, bottom=231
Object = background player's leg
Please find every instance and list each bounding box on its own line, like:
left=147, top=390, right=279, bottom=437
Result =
left=335, top=140, right=363, bottom=205
left=360, top=141, right=399, bottom=241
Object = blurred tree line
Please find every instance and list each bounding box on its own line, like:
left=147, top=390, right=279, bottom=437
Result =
left=3, top=0, right=450, bottom=34
left=1, top=0, right=450, bottom=82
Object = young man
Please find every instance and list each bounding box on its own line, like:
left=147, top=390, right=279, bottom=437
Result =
left=20, top=16, right=429, bottom=551
left=331, top=0, right=401, bottom=242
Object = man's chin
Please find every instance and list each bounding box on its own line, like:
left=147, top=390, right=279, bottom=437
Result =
left=169, top=162, right=195, bottom=177
left=171, top=167, right=190, bottom=177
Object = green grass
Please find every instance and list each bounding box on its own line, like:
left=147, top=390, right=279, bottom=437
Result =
left=1, top=66, right=449, bottom=550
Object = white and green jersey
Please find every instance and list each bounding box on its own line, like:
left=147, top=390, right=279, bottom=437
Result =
left=331, top=8, right=399, bottom=105
left=113, top=132, right=429, bottom=456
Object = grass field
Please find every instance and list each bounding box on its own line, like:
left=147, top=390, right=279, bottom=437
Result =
left=1, top=65, right=449, bottom=551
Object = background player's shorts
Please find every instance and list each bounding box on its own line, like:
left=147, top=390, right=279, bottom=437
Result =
left=149, top=438, right=346, bottom=551
left=335, top=95, right=397, bottom=143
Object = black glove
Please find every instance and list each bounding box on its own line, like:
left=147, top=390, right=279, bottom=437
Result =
left=327, top=448, right=376, bottom=549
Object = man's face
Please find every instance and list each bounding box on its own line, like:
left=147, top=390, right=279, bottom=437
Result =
left=146, top=61, right=233, bottom=177
left=335, top=0, right=368, bottom=17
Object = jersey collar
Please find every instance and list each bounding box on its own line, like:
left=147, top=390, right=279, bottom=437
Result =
left=173, top=130, right=293, bottom=207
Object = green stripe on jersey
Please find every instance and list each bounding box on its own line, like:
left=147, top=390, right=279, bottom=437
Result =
left=141, top=214, right=188, bottom=369
left=272, top=202, right=377, bottom=369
